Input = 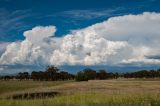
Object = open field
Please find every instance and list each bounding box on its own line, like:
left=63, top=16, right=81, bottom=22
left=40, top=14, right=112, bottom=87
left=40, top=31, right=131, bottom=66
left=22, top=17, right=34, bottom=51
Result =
left=0, top=80, right=73, bottom=98
left=0, top=79, right=160, bottom=106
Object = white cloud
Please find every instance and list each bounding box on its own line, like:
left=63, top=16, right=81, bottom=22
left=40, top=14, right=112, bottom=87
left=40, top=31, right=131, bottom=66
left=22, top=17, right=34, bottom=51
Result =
left=50, top=33, right=127, bottom=65
left=59, top=8, right=124, bottom=20
left=1, top=12, right=160, bottom=67
left=0, top=42, right=10, bottom=55
left=82, top=12, right=160, bottom=46
left=0, top=26, right=62, bottom=66
left=23, top=26, right=56, bottom=45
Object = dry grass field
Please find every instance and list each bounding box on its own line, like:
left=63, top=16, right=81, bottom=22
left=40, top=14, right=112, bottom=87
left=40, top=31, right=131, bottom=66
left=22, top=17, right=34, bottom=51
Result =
left=0, top=79, right=160, bottom=106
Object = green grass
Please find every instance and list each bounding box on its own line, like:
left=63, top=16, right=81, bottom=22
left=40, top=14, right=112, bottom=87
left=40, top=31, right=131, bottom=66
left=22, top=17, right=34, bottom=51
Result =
left=1, top=93, right=160, bottom=106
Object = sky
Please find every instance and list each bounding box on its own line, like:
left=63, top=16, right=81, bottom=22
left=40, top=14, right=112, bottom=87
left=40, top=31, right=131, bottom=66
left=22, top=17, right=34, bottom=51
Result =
left=0, top=0, right=160, bottom=74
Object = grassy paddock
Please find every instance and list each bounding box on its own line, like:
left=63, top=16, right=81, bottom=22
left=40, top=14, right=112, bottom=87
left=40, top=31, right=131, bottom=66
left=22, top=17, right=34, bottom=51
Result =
left=0, top=80, right=73, bottom=98
left=1, top=93, right=160, bottom=106
left=0, top=79, right=160, bottom=106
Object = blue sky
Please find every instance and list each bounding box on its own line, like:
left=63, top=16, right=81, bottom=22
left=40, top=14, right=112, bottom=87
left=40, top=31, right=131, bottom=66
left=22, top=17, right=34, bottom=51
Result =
left=0, top=0, right=160, bottom=42
left=0, top=0, right=160, bottom=74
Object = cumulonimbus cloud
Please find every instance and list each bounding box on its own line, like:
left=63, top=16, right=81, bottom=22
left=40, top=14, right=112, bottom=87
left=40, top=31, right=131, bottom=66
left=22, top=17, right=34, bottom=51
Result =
left=1, top=12, right=160, bottom=69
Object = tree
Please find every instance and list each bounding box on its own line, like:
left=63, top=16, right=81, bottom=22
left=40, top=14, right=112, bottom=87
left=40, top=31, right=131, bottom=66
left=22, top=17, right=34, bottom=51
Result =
left=114, top=72, right=119, bottom=79
left=97, top=70, right=108, bottom=80
left=46, top=66, right=60, bottom=81
left=17, top=72, right=29, bottom=80
left=31, top=71, right=39, bottom=81
left=83, top=68, right=97, bottom=80
left=75, top=71, right=88, bottom=81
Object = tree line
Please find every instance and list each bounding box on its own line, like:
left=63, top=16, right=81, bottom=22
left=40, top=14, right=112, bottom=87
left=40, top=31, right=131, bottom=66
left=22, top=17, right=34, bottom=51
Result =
left=0, top=66, right=74, bottom=81
left=0, top=66, right=160, bottom=81
left=123, top=69, right=160, bottom=78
